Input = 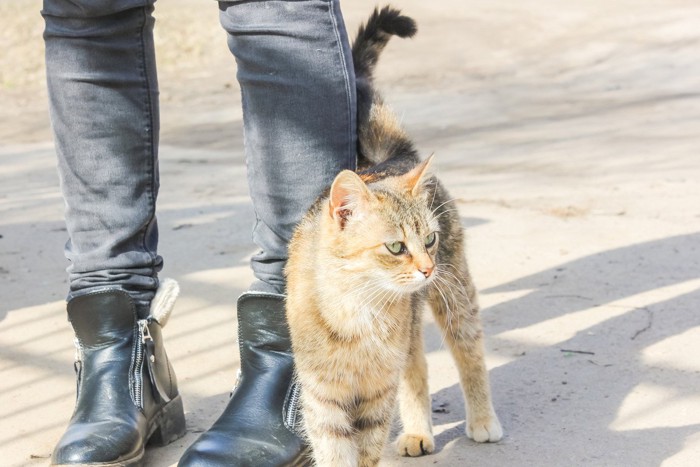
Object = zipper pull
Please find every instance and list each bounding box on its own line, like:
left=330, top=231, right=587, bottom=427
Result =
left=139, top=319, right=156, bottom=363
left=138, top=318, right=172, bottom=403
left=73, top=337, right=82, bottom=363
left=72, top=337, right=83, bottom=397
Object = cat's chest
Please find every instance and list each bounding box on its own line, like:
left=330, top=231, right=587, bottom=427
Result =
left=328, top=297, right=411, bottom=338
left=321, top=336, right=407, bottom=387
left=324, top=317, right=410, bottom=372
left=314, top=294, right=413, bottom=372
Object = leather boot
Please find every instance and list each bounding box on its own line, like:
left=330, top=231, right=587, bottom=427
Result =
left=178, top=293, right=308, bottom=466
left=51, top=279, right=186, bottom=466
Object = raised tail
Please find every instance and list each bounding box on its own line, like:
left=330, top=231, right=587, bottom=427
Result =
left=353, top=6, right=420, bottom=168
left=352, top=6, right=417, bottom=83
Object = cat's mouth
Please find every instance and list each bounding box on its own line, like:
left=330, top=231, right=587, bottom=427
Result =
left=392, top=273, right=436, bottom=293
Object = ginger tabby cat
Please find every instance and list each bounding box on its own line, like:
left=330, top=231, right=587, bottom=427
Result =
left=286, top=7, right=503, bottom=466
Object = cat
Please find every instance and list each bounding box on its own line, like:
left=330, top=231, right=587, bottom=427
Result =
left=285, top=6, right=503, bottom=466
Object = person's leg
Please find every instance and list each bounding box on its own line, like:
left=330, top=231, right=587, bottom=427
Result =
left=227, top=0, right=357, bottom=294
left=179, top=0, right=356, bottom=465
left=42, top=1, right=185, bottom=464
left=44, top=0, right=162, bottom=311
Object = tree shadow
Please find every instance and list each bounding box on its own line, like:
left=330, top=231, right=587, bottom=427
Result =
left=422, top=233, right=700, bottom=465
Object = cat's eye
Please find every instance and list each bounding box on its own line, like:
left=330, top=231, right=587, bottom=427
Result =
left=425, top=232, right=437, bottom=248
left=385, top=241, right=405, bottom=255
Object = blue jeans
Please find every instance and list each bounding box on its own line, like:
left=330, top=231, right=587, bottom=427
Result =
left=42, top=0, right=356, bottom=306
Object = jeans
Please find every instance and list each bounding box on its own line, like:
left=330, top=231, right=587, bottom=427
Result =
left=42, top=0, right=357, bottom=305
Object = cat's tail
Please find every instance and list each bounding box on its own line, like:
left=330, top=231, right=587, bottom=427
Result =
left=352, top=6, right=417, bottom=83
left=353, top=6, right=420, bottom=168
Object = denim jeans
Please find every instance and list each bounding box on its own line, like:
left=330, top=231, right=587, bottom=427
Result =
left=42, top=0, right=356, bottom=305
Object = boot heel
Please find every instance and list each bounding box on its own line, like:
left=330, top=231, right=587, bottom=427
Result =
left=149, top=394, right=186, bottom=446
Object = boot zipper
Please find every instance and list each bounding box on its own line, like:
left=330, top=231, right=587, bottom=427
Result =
left=130, top=319, right=151, bottom=409
left=140, top=318, right=154, bottom=356
left=73, top=337, right=83, bottom=398
left=284, top=380, right=302, bottom=431
left=230, top=368, right=242, bottom=397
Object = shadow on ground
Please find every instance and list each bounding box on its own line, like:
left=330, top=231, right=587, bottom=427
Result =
left=419, top=232, right=700, bottom=465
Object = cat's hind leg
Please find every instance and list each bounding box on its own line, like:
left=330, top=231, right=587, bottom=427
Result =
left=428, top=262, right=503, bottom=443
left=396, top=305, right=435, bottom=456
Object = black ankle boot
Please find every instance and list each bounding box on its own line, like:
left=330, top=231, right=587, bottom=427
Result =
left=178, top=293, right=308, bottom=466
left=51, top=281, right=186, bottom=466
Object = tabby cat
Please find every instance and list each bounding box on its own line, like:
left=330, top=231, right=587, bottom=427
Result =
left=285, top=7, right=502, bottom=466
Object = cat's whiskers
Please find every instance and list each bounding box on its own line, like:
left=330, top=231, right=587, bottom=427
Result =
left=338, top=281, right=384, bottom=311
left=363, top=282, right=411, bottom=337
left=437, top=263, right=473, bottom=344
left=326, top=280, right=379, bottom=314
left=432, top=208, right=460, bottom=222
left=433, top=207, right=459, bottom=216
left=326, top=278, right=403, bottom=337
left=427, top=181, right=439, bottom=211
left=357, top=284, right=393, bottom=318
left=368, top=284, right=399, bottom=317
left=436, top=264, right=473, bottom=309
left=359, top=288, right=394, bottom=338
left=429, top=276, right=456, bottom=349
left=430, top=197, right=457, bottom=216
left=433, top=265, right=474, bottom=340
left=367, top=288, right=394, bottom=331
left=377, top=288, right=406, bottom=335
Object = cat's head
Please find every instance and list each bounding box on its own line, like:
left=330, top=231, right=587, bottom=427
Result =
left=324, top=156, right=439, bottom=294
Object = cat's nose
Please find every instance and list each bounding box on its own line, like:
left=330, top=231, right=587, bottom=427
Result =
left=420, top=265, right=434, bottom=278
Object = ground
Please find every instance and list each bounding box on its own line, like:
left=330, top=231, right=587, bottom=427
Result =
left=1, top=0, right=700, bottom=465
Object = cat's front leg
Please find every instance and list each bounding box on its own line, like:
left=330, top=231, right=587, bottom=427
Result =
left=355, top=387, right=398, bottom=467
left=428, top=276, right=503, bottom=443
left=301, top=389, right=357, bottom=467
left=397, top=318, right=435, bottom=456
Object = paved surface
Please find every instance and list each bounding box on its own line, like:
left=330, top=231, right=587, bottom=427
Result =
left=2, top=1, right=700, bottom=465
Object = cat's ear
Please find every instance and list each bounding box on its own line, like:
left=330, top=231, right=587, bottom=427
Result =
left=404, top=153, right=435, bottom=196
left=329, top=170, right=372, bottom=229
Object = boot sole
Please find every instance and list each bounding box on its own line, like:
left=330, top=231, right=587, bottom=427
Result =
left=52, top=395, right=186, bottom=467
left=51, top=455, right=143, bottom=467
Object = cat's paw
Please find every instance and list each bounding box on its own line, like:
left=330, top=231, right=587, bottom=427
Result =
left=467, top=414, right=503, bottom=443
left=397, top=433, right=435, bottom=457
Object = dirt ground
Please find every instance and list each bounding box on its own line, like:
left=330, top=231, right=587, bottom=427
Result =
left=2, top=0, right=700, bottom=466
